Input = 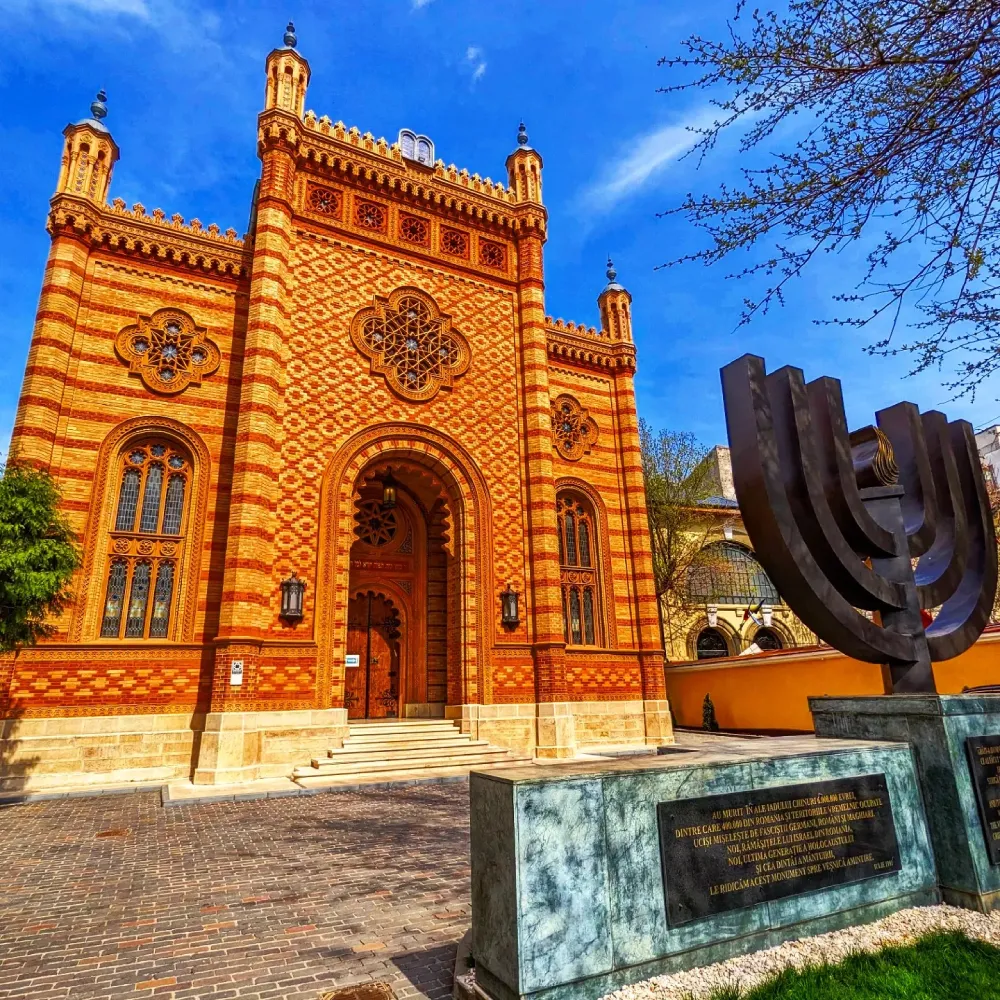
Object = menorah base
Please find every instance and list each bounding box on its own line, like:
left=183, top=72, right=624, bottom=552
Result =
left=810, top=694, right=1000, bottom=912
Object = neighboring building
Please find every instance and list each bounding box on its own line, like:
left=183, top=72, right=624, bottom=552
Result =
left=977, top=425, right=1000, bottom=488
left=661, top=446, right=817, bottom=662
left=3, top=28, right=671, bottom=789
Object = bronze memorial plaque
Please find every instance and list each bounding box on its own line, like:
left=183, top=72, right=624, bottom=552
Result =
left=965, top=735, right=1000, bottom=865
left=657, top=774, right=901, bottom=927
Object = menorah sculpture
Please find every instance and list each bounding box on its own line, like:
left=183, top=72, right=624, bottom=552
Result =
left=721, top=354, right=998, bottom=694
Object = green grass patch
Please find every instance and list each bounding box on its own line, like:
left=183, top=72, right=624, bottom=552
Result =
left=704, top=932, right=1000, bottom=1000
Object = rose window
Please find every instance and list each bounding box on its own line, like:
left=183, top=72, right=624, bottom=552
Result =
left=114, top=308, right=221, bottom=395
left=399, top=214, right=430, bottom=246
left=440, top=228, right=469, bottom=257
left=551, top=394, right=599, bottom=460
left=355, top=499, right=398, bottom=546
left=479, top=240, right=507, bottom=269
left=307, top=184, right=343, bottom=217
left=355, top=200, right=387, bottom=231
left=350, top=287, right=471, bottom=402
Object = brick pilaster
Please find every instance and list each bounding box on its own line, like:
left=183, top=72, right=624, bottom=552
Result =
left=515, top=230, right=567, bottom=702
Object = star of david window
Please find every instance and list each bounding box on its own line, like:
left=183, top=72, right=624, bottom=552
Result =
left=114, top=308, right=221, bottom=395
left=551, top=394, right=599, bottom=461
left=350, top=287, right=471, bottom=402
left=354, top=499, right=398, bottom=546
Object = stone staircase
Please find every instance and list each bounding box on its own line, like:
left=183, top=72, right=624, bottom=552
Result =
left=292, top=718, right=531, bottom=788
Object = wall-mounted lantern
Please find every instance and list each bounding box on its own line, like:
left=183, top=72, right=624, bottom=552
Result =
left=381, top=469, right=397, bottom=509
left=707, top=605, right=719, bottom=628
left=280, top=572, right=305, bottom=620
left=500, top=583, right=520, bottom=629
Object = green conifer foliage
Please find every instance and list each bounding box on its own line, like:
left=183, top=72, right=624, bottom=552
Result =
left=0, top=461, right=80, bottom=651
left=702, top=693, right=720, bottom=732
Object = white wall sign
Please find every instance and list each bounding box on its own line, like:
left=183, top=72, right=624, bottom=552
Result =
left=229, top=659, right=244, bottom=686
left=345, top=654, right=360, bottom=668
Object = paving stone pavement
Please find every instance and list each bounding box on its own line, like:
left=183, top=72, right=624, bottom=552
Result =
left=0, top=783, right=474, bottom=1000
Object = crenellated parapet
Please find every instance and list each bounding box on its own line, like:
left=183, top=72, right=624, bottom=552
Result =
left=546, top=317, right=637, bottom=372
left=47, top=194, right=250, bottom=278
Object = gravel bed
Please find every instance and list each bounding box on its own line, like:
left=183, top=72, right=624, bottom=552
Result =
left=600, top=904, right=1000, bottom=1000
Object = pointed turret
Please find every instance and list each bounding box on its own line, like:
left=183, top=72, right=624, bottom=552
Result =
left=56, top=90, right=119, bottom=205
left=264, top=21, right=310, bottom=116
left=505, top=121, right=543, bottom=205
left=598, top=257, right=633, bottom=342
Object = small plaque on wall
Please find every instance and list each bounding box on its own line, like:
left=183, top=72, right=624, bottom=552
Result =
left=345, top=654, right=360, bottom=668
left=657, top=774, right=901, bottom=927
left=965, top=735, right=1000, bottom=865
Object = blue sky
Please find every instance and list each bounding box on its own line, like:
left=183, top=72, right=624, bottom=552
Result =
left=3, top=0, right=999, bottom=459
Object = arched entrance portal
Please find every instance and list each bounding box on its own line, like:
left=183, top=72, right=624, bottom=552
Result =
left=346, top=460, right=456, bottom=718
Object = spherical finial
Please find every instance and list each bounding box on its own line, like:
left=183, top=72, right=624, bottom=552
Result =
left=606, top=256, right=617, bottom=283
left=517, top=121, right=528, bottom=147
left=90, top=89, right=108, bottom=121
left=283, top=21, right=297, bottom=47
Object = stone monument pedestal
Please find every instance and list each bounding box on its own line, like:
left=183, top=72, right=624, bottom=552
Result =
left=470, top=737, right=935, bottom=1000
left=811, top=694, right=1000, bottom=912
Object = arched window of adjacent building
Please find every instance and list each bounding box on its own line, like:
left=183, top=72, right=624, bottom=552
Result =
left=754, top=628, right=783, bottom=651
left=100, top=440, right=191, bottom=639
left=556, top=491, right=601, bottom=646
left=696, top=627, right=730, bottom=659
left=687, top=541, right=780, bottom=606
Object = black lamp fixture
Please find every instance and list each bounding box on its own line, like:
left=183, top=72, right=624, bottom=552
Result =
left=280, top=572, right=305, bottom=620
left=381, top=469, right=397, bottom=509
left=500, top=583, right=520, bottom=629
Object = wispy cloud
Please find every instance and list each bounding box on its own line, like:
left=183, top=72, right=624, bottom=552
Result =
left=411, top=0, right=433, bottom=8
left=580, top=107, right=718, bottom=213
left=465, top=45, right=487, bottom=84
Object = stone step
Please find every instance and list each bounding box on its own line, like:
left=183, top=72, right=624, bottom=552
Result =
left=293, top=749, right=518, bottom=780
left=346, top=720, right=457, bottom=733
left=343, top=730, right=470, bottom=745
left=322, top=741, right=494, bottom=763
left=292, top=759, right=529, bottom=789
left=340, top=737, right=475, bottom=753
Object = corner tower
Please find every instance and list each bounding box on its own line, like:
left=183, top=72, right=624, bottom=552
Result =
left=56, top=90, right=119, bottom=204
left=598, top=257, right=632, bottom=342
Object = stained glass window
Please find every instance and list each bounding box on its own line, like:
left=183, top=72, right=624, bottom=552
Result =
left=557, top=492, right=602, bottom=646
left=100, top=560, right=128, bottom=637
left=162, top=476, right=185, bottom=535
left=115, top=469, right=141, bottom=531
left=124, top=562, right=151, bottom=637
left=103, top=441, right=190, bottom=639
left=148, top=563, right=175, bottom=638
left=687, top=542, right=781, bottom=606
left=139, top=464, right=163, bottom=533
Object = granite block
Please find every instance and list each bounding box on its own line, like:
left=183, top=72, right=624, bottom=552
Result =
left=470, top=736, right=938, bottom=1000
left=811, top=694, right=1000, bottom=908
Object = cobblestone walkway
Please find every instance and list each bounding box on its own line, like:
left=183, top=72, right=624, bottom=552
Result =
left=0, top=784, right=472, bottom=999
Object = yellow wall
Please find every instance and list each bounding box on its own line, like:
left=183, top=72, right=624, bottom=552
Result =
left=666, top=630, right=1000, bottom=732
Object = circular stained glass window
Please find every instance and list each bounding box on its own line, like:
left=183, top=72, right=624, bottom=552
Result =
left=150, top=444, right=167, bottom=457
left=160, top=369, right=175, bottom=381
left=133, top=339, right=149, bottom=354
left=191, top=349, right=206, bottom=364
left=162, top=345, right=179, bottom=360
left=168, top=455, right=185, bottom=469
left=129, top=450, right=146, bottom=465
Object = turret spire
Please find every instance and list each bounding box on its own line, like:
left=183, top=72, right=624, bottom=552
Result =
left=516, top=121, right=529, bottom=148
left=283, top=21, right=297, bottom=48
left=90, top=89, right=108, bottom=121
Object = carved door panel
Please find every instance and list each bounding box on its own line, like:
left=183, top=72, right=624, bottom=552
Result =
left=345, top=596, right=368, bottom=720
left=344, top=592, right=401, bottom=719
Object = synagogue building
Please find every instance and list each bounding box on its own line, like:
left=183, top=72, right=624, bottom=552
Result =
left=4, top=27, right=671, bottom=789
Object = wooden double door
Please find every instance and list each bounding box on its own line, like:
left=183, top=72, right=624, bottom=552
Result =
left=345, top=592, right=402, bottom=719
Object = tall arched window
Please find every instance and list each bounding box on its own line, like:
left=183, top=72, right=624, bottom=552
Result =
left=556, top=492, right=602, bottom=646
left=687, top=542, right=781, bottom=606
left=100, top=440, right=190, bottom=639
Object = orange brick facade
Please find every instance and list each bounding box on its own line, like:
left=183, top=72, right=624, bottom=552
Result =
left=5, top=37, right=669, bottom=778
